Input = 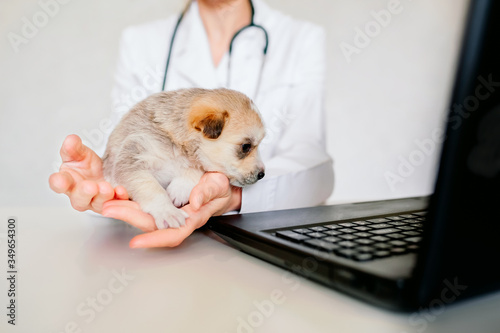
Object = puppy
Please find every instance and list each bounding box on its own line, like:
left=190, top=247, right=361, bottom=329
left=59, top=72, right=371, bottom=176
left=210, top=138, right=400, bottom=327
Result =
left=102, top=88, right=266, bottom=229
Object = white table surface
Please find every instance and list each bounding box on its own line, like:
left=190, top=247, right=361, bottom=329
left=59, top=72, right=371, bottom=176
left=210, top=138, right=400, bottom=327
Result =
left=1, top=206, right=499, bottom=333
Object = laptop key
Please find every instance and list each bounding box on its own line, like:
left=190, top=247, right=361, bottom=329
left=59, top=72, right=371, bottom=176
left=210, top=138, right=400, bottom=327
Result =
left=309, top=226, right=328, bottom=232
left=373, top=243, right=392, bottom=249
left=371, top=235, right=390, bottom=242
left=389, top=240, right=407, bottom=247
left=324, top=230, right=342, bottom=236
left=390, top=247, right=408, bottom=254
left=353, top=226, right=371, bottom=231
left=335, top=249, right=358, bottom=258
left=338, top=222, right=356, bottom=227
left=338, top=241, right=358, bottom=248
left=324, top=224, right=342, bottom=230
left=388, top=221, right=406, bottom=226
left=367, top=218, right=390, bottom=223
left=369, top=228, right=400, bottom=235
left=355, top=238, right=375, bottom=245
left=405, top=237, right=422, bottom=243
left=276, top=230, right=310, bottom=242
left=373, top=250, right=391, bottom=258
left=353, top=232, right=372, bottom=238
left=396, top=226, right=416, bottom=231
left=386, top=216, right=405, bottom=221
left=387, top=233, right=406, bottom=239
left=338, top=228, right=356, bottom=233
left=307, top=232, right=327, bottom=238
left=292, top=228, right=310, bottom=234
left=403, top=231, right=421, bottom=236
left=353, top=253, right=374, bottom=262
left=370, top=223, right=393, bottom=229
left=324, top=236, right=341, bottom=243
left=304, top=239, right=339, bottom=252
left=356, top=246, right=376, bottom=253
left=338, top=234, right=356, bottom=240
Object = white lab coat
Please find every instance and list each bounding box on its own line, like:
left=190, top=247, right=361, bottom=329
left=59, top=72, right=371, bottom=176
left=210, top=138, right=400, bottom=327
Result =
left=108, top=0, right=334, bottom=213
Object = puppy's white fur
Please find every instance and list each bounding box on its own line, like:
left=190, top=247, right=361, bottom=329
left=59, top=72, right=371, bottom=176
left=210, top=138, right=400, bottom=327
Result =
left=102, top=88, right=265, bottom=229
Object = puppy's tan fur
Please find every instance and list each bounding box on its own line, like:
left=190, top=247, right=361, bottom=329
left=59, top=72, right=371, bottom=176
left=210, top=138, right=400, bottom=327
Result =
left=102, top=88, right=265, bottom=229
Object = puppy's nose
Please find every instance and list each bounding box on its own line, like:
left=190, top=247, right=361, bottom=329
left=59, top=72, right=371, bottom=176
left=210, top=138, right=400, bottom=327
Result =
left=257, top=171, right=265, bottom=180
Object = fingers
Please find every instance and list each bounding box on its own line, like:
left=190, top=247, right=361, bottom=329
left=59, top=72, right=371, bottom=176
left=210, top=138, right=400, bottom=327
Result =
left=102, top=196, right=212, bottom=248
left=50, top=170, right=125, bottom=213
left=69, top=180, right=99, bottom=211
left=102, top=201, right=206, bottom=248
left=101, top=172, right=232, bottom=248
left=129, top=223, right=196, bottom=248
left=114, top=186, right=129, bottom=200
left=89, top=182, right=115, bottom=212
left=102, top=200, right=157, bottom=232
left=60, top=134, right=88, bottom=163
left=49, top=171, right=75, bottom=194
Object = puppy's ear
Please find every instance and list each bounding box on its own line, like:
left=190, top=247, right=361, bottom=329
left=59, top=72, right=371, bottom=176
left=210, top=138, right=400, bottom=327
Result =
left=189, top=105, right=229, bottom=139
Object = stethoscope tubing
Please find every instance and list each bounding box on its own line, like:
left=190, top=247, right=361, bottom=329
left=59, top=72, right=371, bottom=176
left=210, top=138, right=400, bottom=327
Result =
left=161, top=0, right=268, bottom=99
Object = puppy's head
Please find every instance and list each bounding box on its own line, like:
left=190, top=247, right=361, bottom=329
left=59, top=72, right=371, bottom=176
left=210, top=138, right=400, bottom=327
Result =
left=188, top=89, right=265, bottom=187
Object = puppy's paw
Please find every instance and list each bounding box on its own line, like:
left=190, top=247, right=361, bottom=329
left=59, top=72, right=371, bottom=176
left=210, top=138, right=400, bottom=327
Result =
left=167, top=178, right=196, bottom=208
left=140, top=195, right=189, bottom=229
left=155, top=206, right=189, bottom=229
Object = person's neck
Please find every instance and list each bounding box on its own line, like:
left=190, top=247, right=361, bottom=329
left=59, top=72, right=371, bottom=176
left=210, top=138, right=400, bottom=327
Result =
left=197, top=0, right=252, bottom=67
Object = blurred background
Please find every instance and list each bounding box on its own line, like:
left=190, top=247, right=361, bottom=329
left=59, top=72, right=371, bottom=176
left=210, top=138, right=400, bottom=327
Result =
left=0, top=0, right=469, bottom=207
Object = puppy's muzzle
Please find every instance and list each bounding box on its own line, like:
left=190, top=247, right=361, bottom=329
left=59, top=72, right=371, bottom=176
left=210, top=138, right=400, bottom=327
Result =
left=246, top=167, right=265, bottom=185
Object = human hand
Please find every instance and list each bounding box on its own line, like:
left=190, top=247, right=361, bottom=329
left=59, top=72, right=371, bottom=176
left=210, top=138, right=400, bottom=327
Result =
left=102, top=172, right=242, bottom=248
left=49, top=134, right=129, bottom=213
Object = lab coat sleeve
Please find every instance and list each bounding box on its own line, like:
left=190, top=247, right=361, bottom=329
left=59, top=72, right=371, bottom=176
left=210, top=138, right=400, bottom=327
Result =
left=240, top=26, right=334, bottom=213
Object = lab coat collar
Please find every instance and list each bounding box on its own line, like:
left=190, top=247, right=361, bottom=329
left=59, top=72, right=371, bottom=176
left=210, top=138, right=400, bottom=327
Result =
left=252, top=0, right=273, bottom=28
left=169, top=0, right=275, bottom=92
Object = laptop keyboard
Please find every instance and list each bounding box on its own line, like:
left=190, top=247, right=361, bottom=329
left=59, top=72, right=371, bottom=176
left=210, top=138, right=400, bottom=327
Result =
left=272, top=212, right=426, bottom=262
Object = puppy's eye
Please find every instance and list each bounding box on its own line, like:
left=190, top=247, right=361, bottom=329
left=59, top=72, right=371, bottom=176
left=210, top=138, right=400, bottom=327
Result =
left=242, top=143, right=252, bottom=154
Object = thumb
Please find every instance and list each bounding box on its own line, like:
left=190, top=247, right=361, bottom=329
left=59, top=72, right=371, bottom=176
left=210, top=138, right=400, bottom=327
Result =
left=60, top=134, right=89, bottom=163
left=189, top=173, right=229, bottom=210
left=189, top=185, right=211, bottom=211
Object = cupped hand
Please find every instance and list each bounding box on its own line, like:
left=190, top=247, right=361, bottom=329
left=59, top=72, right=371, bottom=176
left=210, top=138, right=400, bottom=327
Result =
left=49, top=134, right=128, bottom=213
left=102, top=172, right=242, bottom=248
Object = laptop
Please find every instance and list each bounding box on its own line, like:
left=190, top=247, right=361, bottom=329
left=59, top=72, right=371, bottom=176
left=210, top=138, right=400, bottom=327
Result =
left=207, top=0, right=500, bottom=311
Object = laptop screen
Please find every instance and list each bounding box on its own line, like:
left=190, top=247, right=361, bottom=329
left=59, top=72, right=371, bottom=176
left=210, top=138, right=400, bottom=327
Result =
left=415, top=0, right=500, bottom=303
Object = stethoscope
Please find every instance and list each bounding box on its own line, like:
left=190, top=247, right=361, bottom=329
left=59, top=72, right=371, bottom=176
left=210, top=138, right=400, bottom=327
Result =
left=161, top=0, right=269, bottom=99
